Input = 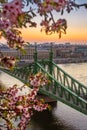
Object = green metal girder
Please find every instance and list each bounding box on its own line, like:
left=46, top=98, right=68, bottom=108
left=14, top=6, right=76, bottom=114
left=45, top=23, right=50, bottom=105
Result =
left=39, top=88, right=87, bottom=115
left=0, top=60, right=87, bottom=115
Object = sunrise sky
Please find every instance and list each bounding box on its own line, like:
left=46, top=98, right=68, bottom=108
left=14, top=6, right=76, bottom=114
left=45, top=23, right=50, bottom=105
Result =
left=21, top=0, right=87, bottom=44
left=1, top=0, right=87, bottom=44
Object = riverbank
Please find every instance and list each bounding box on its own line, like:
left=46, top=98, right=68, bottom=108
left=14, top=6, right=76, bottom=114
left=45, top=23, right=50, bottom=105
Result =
left=53, top=57, right=87, bottom=64
left=16, top=57, right=87, bottom=67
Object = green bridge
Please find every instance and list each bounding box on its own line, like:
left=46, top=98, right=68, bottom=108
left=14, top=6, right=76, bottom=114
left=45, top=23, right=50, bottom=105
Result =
left=0, top=45, right=87, bottom=115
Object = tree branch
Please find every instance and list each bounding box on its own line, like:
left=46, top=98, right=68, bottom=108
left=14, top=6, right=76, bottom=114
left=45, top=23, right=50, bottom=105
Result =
left=74, top=3, right=87, bottom=9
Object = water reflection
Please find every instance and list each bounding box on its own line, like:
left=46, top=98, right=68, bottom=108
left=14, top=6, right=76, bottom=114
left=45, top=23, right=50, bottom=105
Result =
left=28, top=100, right=87, bottom=130
left=29, top=103, right=76, bottom=130
left=54, top=102, right=87, bottom=130
left=58, top=63, right=87, bottom=86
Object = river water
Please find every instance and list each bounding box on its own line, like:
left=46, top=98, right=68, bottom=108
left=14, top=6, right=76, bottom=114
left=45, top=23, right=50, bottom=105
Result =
left=0, top=63, right=87, bottom=130
left=30, top=63, right=87, bottom=130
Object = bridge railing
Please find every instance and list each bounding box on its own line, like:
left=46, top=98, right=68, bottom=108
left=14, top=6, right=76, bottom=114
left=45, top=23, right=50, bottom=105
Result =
left=0, top=61, right=87, bottom=115
left=37, top=60, right=87, bottom=100
left=36, top=62, right=87, bottom=115
left=0, top=63, right=36, bottom=85
left=51, top=62, right=87, bottom=99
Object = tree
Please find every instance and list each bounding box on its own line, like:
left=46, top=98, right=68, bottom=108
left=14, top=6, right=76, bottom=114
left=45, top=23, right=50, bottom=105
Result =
left=0, top=0, right=87, bottom=129
left=0, top=73, right=49, bottom=130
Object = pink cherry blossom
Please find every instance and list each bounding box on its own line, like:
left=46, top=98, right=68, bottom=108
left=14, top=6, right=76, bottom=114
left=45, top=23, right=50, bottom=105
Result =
left=2, top=0, right=23, bottom=24
left=0, top=73, right=49, bottom=129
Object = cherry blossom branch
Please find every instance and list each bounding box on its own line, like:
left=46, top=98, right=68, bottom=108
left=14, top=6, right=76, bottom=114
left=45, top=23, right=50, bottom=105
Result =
left=72, top=3, right=87, bottom=9
left=0, top=72, right=49, bottom=129
left=49, top=12, right=55, bottom=24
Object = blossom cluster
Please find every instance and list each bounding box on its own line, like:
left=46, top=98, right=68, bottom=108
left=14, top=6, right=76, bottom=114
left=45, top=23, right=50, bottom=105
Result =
left=33, top=0, right=76, bottom=37
left=6, top=29, right=24, bottom=49
left=40, top=18, right=67, bottom=37
left=0, top=72, right=49, bottom=130
left=29, top=72, right=49, bottom=87
left=39, top=0, right=75, bottom=15
left=0, top=55, right=16, bottom=69
left=0, top=0, right=24, bottom=48
left=2, top=0, right=23, bottom=24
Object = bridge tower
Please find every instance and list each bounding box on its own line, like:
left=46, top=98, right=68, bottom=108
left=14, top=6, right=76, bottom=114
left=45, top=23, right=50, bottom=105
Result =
left=33, top=42, right=57, bottom=104
left=33, top=42, right=54, bottom=75
left=49, top=42, right=53, bottom=76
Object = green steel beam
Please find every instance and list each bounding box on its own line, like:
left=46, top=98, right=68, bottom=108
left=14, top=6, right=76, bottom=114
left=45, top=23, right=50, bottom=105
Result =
left=0, top=58, right=87, bottom=115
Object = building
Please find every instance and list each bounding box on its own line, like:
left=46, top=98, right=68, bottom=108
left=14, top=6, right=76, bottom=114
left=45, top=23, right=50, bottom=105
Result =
left=0, top=44, right=55, bottom=65
left=0, top=44, right=35, bottom=61
left=1, top=43, right=87, bottom=65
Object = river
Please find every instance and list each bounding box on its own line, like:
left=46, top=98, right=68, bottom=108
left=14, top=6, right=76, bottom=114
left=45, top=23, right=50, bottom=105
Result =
left=0, top=63, right=87, bottom=130
left=30, top=63, right=87, bottom=130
